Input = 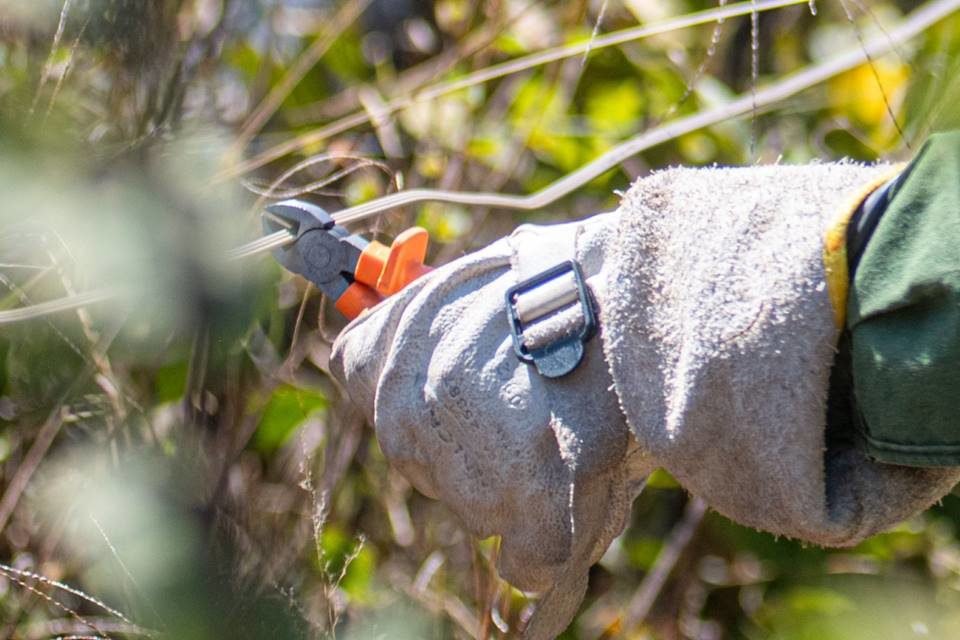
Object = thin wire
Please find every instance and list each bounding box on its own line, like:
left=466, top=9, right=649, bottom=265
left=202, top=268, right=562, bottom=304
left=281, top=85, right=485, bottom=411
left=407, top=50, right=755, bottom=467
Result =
left=242, top=155, right=391, bottom=202
left=224, top=229, right=294, bottom=260
left=837, top=0, right=911, bottom=149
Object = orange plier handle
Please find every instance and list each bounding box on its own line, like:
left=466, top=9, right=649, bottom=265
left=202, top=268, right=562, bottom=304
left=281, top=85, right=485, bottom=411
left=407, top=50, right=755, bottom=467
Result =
left=264, top=200, right=432, bottom=320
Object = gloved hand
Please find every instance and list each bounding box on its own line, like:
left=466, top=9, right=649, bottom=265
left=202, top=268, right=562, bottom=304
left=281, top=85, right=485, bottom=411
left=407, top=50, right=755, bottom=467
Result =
left=331, top=212, right=653, bottom=639
left=331, top=162, right=960, bottom=638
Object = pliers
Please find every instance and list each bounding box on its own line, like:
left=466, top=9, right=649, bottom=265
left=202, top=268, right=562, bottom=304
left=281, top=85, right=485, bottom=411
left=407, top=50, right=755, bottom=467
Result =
left=263, top=199, right=432, bottom=319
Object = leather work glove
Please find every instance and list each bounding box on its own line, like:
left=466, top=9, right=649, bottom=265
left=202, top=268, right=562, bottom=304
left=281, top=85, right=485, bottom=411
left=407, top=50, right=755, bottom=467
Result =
left=331, top=212, right=652, bottom=639
left=331, top=161, right=960, bottom=638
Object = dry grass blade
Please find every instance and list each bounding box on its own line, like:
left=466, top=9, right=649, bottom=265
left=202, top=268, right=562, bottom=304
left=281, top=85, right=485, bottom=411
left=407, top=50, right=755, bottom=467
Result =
left=582, top=0, right=609, bottom=67
left=89, top=515, right=165, bottom=629
left=43, top=15, right=90, bottom=122
left=30, top=0, right=73, bottom=114
left=0, top=567, right=109, bottom=639
left=19, top=617, right=155, bottom=640
left=0, top=560, right=136, bottom=630
left=0, top=563, right=137, bottom=635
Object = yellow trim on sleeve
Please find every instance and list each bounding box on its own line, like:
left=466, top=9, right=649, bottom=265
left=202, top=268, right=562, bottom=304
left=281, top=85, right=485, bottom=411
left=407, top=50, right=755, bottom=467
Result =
left=823, top=165, right=905, bottom=329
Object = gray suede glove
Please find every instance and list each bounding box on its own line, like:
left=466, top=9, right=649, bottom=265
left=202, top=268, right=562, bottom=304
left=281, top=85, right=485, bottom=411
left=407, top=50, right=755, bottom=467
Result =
left=330, top=213, right=651, bottom=639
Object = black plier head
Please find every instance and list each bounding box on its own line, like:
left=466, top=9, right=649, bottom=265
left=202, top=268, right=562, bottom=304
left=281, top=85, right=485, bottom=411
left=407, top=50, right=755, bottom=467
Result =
left=263, top=199, right=368, bottom=301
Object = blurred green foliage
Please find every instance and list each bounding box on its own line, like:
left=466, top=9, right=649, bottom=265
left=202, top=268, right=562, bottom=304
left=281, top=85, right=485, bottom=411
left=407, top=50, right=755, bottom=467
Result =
left=0, top=0, right=959, bottom=639
left=253, top=385, right=326, bottom=454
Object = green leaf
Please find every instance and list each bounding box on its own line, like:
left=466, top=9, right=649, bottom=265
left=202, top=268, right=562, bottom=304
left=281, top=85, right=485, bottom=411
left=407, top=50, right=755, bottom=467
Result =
left=224, top=41, right=270, bottom=83
left=154, top=360, right=188, bottom=404
left=494, top=33, right=528, bottom=56
left=253, top=385, right=326, bottom=454
left=585, top=81, right=644, bottom=136
left=625, top=537, right=663, bottom=570
left=646, top=468, right=680, bottom=489
left=781, top=587, right=857, bottom=617
left=852, top=526, right=925, bottom=562
left=415, top=202, right=472, bottom=242
left=323, top=28, right=370, bottom=85
left=341, top=544, right=376, bottom=602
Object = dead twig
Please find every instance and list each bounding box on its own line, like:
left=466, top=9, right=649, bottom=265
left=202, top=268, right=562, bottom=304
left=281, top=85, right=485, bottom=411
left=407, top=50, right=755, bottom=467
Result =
left=0, top=409, right=65, bottom=534
left=622, top=497, right=708, bottom=630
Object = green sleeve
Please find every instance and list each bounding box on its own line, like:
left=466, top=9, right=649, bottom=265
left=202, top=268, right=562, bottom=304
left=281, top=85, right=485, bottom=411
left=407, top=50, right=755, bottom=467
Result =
left=848, top=130, right=960, bottom=466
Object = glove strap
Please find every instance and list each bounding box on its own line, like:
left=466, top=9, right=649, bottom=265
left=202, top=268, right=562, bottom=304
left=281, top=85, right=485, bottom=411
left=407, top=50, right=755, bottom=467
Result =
left=505, top=224, right=597, bottom=378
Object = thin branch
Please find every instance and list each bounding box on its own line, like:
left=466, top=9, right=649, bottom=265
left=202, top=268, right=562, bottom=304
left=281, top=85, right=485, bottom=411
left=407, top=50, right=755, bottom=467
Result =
left=622, top=497, right=707, bottom=630
left=0, top=410, right=65, bottom=534
left=242, top=157, right=392, bottom=203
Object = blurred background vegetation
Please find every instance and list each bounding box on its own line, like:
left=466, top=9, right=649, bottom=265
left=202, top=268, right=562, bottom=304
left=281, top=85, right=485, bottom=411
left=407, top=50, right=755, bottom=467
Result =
left=0, top=0, right=959, bottom=638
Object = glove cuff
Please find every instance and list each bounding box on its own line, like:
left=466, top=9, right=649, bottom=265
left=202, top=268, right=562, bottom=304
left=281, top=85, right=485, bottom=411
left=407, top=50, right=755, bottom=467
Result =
left=600, top=164, right=960, bottom=547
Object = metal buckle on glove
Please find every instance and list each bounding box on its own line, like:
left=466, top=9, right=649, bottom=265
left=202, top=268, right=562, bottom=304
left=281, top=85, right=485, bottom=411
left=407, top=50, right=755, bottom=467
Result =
left=505, top=260, right=597, bottom=378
